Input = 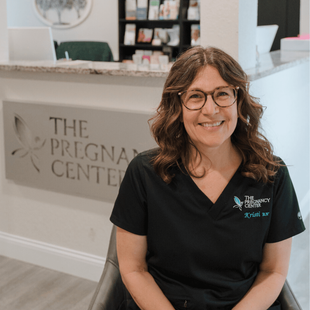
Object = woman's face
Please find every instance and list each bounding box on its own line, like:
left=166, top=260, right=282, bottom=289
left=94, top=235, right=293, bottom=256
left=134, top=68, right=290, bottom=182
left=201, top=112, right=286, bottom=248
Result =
left=181, top=65, right=238, bottom=153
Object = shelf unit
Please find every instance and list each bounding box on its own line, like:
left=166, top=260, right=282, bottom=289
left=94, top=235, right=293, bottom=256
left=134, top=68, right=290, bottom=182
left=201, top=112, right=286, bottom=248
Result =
left=118, top=0, right=200, bottom=62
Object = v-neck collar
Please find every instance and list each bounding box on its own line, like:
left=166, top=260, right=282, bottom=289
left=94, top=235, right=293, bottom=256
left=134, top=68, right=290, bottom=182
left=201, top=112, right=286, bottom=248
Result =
left=184, top=163, right=244, bottom=219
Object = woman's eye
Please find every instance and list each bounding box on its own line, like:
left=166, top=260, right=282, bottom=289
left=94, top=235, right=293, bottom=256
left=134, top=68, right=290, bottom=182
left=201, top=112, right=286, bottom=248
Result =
left=189, top=92, right=204, bottom=99
left=218, top=92, right=229, bottom=97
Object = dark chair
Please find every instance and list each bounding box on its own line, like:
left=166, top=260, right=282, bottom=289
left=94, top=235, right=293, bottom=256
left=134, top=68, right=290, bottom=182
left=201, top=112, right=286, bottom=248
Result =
left=54, top=40, right=58, bottom=51
left=88, top=225, right=303, bottom=310
left=56, top=41, right=114, bottom=62
left=88, top=225, right=130, bottom=310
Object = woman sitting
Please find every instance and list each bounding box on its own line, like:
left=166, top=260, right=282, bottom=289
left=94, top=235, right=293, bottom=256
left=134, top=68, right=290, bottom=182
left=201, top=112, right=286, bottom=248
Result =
left=110, top=46, right=305, bottom=310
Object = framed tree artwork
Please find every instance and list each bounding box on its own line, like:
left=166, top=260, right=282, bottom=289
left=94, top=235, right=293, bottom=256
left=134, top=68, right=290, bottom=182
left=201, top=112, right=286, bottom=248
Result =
left=33, top=0, right=93, bottom=29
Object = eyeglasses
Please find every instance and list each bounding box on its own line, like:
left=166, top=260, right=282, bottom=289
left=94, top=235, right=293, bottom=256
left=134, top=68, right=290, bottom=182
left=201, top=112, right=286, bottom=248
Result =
left=178, top=86, right=239, bottom=110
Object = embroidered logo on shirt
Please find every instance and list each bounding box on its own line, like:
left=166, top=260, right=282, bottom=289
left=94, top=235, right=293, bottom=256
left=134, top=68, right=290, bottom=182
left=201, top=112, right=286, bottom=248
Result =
left=233, top=196, right=243, bottom=211
left=233, top=195, right=270, bottom=212
left=297, top=212, right=302, bottom=220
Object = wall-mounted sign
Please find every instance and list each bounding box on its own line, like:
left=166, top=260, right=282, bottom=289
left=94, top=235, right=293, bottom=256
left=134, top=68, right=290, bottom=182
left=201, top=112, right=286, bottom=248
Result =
left=3, top=101, right=156, bottom=202
left=33, top=0, right=93, bottom=29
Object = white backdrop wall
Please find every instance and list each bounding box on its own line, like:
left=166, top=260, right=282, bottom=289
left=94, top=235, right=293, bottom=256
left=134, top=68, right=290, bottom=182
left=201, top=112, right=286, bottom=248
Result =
left=250, top=63, right=310, bottom=309
left=6, top=0, right=119, bottom=60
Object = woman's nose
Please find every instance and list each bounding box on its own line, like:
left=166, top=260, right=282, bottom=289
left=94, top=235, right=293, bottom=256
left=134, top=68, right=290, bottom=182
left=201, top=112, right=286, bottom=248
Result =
left=201, top=95, right=219, bottom=115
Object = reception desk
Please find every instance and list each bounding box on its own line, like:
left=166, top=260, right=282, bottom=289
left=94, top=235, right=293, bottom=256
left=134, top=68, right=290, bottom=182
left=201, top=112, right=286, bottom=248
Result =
left=0, top=49, right=309, bottom=307
left=0, top=50, right=308, bottom=79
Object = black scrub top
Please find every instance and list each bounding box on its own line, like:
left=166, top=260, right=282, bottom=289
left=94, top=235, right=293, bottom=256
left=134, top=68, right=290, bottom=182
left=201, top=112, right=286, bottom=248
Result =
left=110, top=149, right=305, bottom=310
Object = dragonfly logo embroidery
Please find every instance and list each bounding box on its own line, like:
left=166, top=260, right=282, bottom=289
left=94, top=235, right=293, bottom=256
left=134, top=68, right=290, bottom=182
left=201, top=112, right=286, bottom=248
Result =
left=233, top=196, right=243, bottom=211
left=12, top=114, right=46, bottom=172
left=233, top=195, right=270, bottom=212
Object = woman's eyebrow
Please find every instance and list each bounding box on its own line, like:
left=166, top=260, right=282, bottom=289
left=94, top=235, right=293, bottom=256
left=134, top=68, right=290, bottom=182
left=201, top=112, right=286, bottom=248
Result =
left=187, top=85, right=230, bottom=92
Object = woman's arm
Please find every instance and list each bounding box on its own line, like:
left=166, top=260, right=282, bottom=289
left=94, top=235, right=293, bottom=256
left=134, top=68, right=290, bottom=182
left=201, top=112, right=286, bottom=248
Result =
left=232, top=238, right=292, bottom=310
left=116, top=227, right=175, bottom=310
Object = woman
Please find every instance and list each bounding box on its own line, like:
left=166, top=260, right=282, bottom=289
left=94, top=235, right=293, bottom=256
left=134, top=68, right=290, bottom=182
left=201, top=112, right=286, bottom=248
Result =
left=110, top=46, right=305, bottom=310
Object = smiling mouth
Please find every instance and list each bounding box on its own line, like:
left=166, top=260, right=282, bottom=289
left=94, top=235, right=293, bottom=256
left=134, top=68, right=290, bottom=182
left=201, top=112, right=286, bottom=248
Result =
left=200, top=121, right=224, bottom=127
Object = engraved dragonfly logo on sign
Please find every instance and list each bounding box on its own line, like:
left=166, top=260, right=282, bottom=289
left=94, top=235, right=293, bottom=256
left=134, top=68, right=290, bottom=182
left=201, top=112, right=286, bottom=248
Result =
left=11, top=114, right=46, bottom=172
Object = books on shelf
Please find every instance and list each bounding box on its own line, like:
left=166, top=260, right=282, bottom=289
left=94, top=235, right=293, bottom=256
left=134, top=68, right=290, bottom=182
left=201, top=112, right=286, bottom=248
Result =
left=148, top=0, right=160, bottom=20
left=137, top=0, right=148, bottom=20
left=153, top=28, right=168, bottom=45
left=137, top=28, right=153, bottom=43
left=159, top=0, right=179, bottom=20
left=125, top=0, right=179, bottom=21
left=187, top=0, right=200, bottom=20
left=131, top=50, right=165, bottom=68
left=124, top=24, right=136, bottom=45
left=191, top=24, right=200, bottom=46
left=168, top=1, right=179, bottom=19
left=167, top=25, right=180, bottom=46
left=125, top=0, right=137, bottom=20
left=162, top=46, right=173, bottom=60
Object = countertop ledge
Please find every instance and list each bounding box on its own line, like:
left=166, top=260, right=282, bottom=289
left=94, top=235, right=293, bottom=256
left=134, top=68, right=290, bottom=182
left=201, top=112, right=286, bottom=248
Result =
left=0, top=60, right=172, bottom=78
left=0, top=50, right=308, bottom=81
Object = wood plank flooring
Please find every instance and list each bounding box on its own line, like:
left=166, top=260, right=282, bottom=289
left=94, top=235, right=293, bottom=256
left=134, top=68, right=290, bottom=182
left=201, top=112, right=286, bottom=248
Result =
left=0, top=255, right=98, bottom=310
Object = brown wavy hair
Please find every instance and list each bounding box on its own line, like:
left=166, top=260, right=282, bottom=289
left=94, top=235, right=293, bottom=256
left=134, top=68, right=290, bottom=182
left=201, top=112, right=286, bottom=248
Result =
left=150, top=46, right=280, bottom=184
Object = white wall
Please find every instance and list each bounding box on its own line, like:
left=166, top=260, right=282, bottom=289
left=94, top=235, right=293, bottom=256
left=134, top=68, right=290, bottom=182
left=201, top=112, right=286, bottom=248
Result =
left=6, top=0, right=119, bottom=60
left=300, top=0, right=310, bottom=35
left=250, top=64, right=309, bottom=219
left=200, top=0, right=257, bottom=70
left=0, top=0, right=8, bottom=61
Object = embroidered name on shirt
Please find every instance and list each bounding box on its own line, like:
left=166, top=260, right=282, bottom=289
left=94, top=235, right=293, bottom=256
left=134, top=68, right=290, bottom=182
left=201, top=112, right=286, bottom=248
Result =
left=233, top=195, right=270, bottom=211
left=244, top=211, right=270, bottom=219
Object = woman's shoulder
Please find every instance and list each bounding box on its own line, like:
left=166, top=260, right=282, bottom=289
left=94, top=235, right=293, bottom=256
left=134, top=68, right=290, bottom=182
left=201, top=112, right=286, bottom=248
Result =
left=272, top=155, right=292, bottom=183
left=272, top=155, right=286, bottom=171
left=138, top=147, right=160, bottom=159
left=128, top=147, right=160, bottom=171
left=240, top=155, right=290, bottom=185
left=134, top=147, right=159, bottom=162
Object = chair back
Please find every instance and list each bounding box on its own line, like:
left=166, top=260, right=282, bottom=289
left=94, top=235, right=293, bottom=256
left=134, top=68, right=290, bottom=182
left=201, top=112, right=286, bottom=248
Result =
left=56, top=41, right=114, bottom=62
left=88, top=225, right=130, bottom=310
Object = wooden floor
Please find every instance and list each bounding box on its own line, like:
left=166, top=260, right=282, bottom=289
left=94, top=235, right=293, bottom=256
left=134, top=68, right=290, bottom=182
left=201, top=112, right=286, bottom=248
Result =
left=0, top=255, right=98, bottom=310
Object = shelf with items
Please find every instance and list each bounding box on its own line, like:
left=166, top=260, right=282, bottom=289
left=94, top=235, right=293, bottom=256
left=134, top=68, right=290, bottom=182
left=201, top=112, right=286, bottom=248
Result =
left=120, top=44, right=179, bottom=49
left=182, top=20, right=200, bottom=46
left=119, top=44, right=180, bottom=61
left=119, top=19, right=179, bottom=25
left=119, top=0, right=200, bottom=62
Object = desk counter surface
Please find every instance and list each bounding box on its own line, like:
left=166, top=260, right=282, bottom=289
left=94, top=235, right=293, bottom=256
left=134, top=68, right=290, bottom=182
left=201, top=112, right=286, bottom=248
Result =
left=0, top=50, right=308, bottom=81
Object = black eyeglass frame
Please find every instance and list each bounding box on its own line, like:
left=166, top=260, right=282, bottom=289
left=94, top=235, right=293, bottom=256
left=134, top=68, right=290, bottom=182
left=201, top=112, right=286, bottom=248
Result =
left=178, top=86, right=240, bottom=110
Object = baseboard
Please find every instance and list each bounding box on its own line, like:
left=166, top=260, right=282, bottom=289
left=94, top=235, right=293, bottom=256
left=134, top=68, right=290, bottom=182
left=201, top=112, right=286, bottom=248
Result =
left=0, top=231, right=105, bottom=282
